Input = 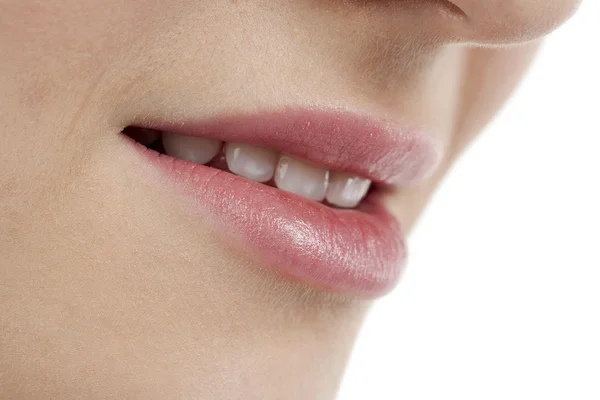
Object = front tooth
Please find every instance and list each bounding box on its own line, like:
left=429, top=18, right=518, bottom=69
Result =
left=275, top=155, right=329, bottom=201
left=162, top=132, right=222, bottom=165
left=225, top=142, right=277, bottom=182
left=326, top=172, right=371, bottom=208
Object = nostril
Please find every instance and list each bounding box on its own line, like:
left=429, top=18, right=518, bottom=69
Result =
left=435, top=0, right=467, bottom=19
left=449, top=0, right=582, bottom=44
left=399, top=0, right=466, bottom=19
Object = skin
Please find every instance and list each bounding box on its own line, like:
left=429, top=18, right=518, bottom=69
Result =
left=0, top=1, right=581, bottom=399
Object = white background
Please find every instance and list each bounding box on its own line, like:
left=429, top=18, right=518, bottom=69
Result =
left=339, top=1, right=600, bottom=399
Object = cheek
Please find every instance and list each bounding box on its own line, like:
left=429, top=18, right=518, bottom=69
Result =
left=453, top=0, right=582, bottom=43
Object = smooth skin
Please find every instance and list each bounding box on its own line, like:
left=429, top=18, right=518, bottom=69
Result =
left=0, top=1, right=581, bottom=399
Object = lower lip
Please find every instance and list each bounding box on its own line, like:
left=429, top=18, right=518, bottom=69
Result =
left=130, top=140, right=407, bottom=298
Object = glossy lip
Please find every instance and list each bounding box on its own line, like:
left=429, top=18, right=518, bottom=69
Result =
left=128, top=109, right=440, bottom=297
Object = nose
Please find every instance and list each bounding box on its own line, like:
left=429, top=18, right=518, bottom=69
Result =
left=450, top=0, right=582, bottom=44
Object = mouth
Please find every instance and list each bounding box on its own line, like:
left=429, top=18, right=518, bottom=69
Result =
left=122, top=108, right=440, bottom=297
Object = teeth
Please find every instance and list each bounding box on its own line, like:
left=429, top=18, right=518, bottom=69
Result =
left=275, top=155, right=329, bottom=201
left=225, top=142, right=277, bottom=183
left=326, top=172, right=371, bottom=208
left=155, top=131, right=371, bottom=208
left=162, top=132, right=222, bottom=165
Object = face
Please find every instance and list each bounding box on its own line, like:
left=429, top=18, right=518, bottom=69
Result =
left=0, top=1, right=581, bottom=398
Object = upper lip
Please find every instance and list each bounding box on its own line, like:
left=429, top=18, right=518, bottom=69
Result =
left=139, top=108, right=441, bottom=187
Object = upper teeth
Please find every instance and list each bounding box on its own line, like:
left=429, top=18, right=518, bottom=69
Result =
left=161, top=132, right=371, bottom=208
left=225, top=142, right=277, bottom=183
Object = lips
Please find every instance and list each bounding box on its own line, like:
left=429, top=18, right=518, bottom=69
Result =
left=124, top=108, right=440, bottom=297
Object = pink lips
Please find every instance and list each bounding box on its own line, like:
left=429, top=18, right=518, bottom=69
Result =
left=130, top=109, right=440, bottom=297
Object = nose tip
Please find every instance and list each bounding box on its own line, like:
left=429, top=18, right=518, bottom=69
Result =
left=450, top=0, right=582, bottom=44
